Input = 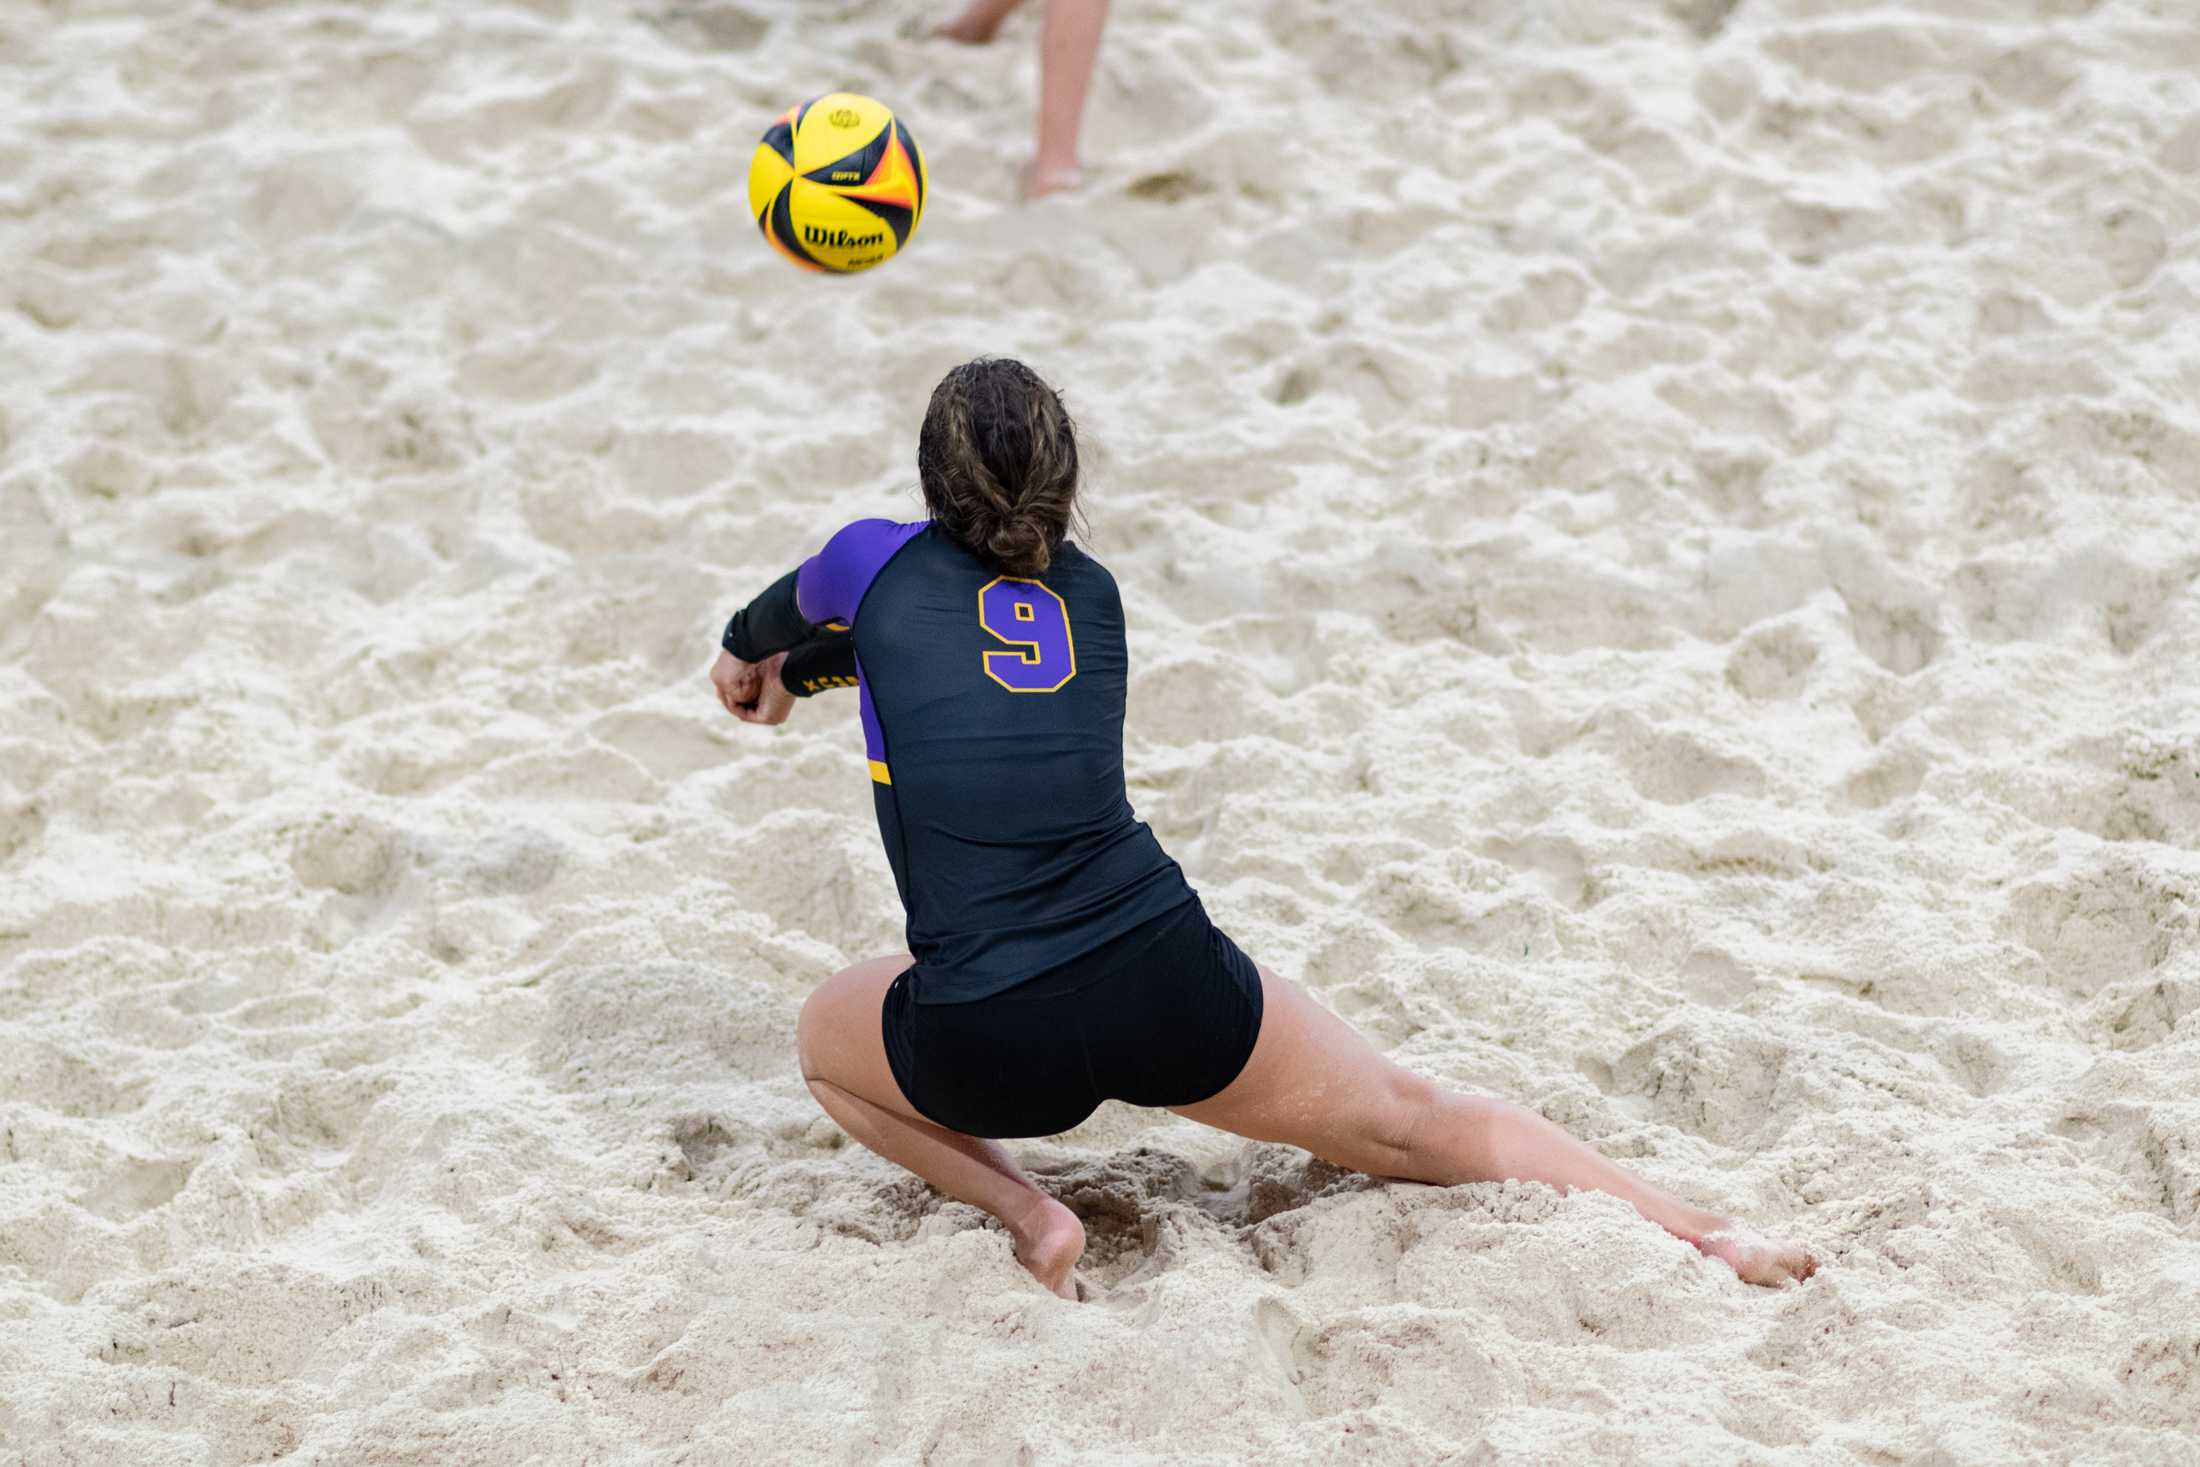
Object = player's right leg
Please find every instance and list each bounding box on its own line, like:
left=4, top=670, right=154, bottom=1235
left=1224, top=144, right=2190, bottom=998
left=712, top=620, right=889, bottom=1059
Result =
left=798, top=956, right=1085, bottom=1298
left=1168, top=967, right=1817, bottom=1287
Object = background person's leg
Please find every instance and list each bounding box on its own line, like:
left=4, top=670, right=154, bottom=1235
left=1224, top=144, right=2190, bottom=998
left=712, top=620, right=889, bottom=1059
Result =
left=936, top=0, right=1025, bottom=46
left=797, top=956, right=1085, bottom=1297
left=1171, top=966, right=1816, bottom=1287
left=1025, top=0, right=1108, bottom=198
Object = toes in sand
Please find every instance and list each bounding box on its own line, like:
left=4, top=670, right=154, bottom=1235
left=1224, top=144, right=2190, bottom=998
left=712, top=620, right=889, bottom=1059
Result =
left=1698, top=1226, right=1820, bottom=1288
left=1014, top=1196, right=1087, bottom=1300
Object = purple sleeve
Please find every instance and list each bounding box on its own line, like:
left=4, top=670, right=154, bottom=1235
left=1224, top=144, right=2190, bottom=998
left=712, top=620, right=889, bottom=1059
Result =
left=795, top=519, right=927, bottom=626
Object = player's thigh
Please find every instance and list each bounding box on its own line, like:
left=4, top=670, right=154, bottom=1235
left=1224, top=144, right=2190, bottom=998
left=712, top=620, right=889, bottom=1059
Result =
left=1169, top=965, right=1431, bottom=1176
left=796, top=954, right=914, bottom=1108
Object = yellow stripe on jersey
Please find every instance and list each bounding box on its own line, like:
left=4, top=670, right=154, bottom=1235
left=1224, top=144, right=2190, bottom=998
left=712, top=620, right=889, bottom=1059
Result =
left=868, top=760, right=892, bottom=785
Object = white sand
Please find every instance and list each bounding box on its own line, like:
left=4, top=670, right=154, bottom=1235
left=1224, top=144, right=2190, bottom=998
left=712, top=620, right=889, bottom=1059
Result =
left=4, top=0, right=2198, bottom=1461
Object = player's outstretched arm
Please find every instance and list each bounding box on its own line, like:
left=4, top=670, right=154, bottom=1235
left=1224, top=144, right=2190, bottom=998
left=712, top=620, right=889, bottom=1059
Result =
left=715, top=566, right=810, bottom=725
left=713, top=560, right=865, bottom=723
left=708, top=629, right=860, bottom=724
left=715, top=517, right=913, bottom=721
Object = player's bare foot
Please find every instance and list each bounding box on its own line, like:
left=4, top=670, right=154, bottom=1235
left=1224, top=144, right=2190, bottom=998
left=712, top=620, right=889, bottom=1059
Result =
left=934, top=15, right=997, bottom=43
left=1020, top=159, right=1083, bottom=200
left=936, top=0, right=1021, bottom=45
left=1696, top=1223, right=1818, bottom=1287
left=1011, top=1194, right=1085, bottom=1299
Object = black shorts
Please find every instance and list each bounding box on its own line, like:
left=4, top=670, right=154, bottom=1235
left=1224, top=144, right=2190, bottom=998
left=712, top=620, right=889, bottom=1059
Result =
left=880, top=897, right=1265, bottom=1140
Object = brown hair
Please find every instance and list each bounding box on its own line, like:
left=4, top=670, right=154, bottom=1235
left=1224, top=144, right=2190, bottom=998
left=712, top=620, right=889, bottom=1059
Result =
left=917, top=358, right=1081, bottom=578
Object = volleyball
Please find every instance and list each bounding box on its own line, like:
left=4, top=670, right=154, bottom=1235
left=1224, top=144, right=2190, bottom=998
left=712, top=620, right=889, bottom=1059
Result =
left=747, top=92, right=926, bottom=275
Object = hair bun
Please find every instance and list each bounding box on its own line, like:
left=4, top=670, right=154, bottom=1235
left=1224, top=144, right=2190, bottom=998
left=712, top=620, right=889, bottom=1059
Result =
left=986, top=513, right=1055, bottom=577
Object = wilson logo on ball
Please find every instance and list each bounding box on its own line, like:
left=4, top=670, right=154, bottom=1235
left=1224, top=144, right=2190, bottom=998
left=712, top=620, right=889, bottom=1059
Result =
left=804, top=225, right=885, bottom=249
left=746, top=92, right=926, bottom=275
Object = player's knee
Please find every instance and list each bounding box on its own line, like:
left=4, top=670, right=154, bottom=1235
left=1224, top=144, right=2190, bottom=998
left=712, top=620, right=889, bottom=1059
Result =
left=1357, top=1069, right=1439, bottom=1178
left=795, top=978, right=841, bottom=1081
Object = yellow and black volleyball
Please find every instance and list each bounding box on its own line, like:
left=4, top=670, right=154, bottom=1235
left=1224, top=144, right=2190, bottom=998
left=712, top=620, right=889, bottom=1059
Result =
left=747, top=93, right=925, bottom=275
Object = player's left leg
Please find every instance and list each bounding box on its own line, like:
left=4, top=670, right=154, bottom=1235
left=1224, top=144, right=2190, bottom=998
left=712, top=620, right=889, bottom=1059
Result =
left=1172, top=965, right=1817, bottom=1287
left=797, top=956, right=1085, bottom=1298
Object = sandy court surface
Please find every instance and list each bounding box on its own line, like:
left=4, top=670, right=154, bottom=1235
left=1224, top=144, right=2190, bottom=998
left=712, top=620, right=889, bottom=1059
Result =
left=3, top=0, right=2199, bottom=1461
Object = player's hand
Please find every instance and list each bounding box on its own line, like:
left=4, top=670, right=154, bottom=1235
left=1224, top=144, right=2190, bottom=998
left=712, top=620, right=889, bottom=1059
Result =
left=739, top=652, right=795, bottom=725
left=712, top=648, right=758, bottom=716
left=711, top=649, right=794, bottom=725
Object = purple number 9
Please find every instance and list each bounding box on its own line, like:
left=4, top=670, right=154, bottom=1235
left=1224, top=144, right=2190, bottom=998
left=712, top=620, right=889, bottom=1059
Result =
left=978, top=577, right=1077, bottom=693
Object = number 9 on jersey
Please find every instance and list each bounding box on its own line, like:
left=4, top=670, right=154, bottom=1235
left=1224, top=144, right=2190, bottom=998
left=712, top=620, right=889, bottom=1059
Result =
left=978, top=578, right=1077, bottom=693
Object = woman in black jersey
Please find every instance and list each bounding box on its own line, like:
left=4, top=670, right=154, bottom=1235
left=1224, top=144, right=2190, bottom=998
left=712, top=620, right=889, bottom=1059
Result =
left=711, top=358, right=1817, bottom=1300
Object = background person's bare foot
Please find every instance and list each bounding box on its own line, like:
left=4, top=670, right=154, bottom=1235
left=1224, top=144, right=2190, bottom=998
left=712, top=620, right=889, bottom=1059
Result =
left=1011, top=1194, right=1085, bottom=1299
left=1696, top=1224, right=1819, bottom=1287
left=1020, top=159, right=1083, bottom=200
left=937, top=0, right=1022, bottom=45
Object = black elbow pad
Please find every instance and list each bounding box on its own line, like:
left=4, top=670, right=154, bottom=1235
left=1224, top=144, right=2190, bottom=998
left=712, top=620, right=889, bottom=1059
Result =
left=723, top=569, right=812, bottom=662
left=780, top=632, right=859, bottom=696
